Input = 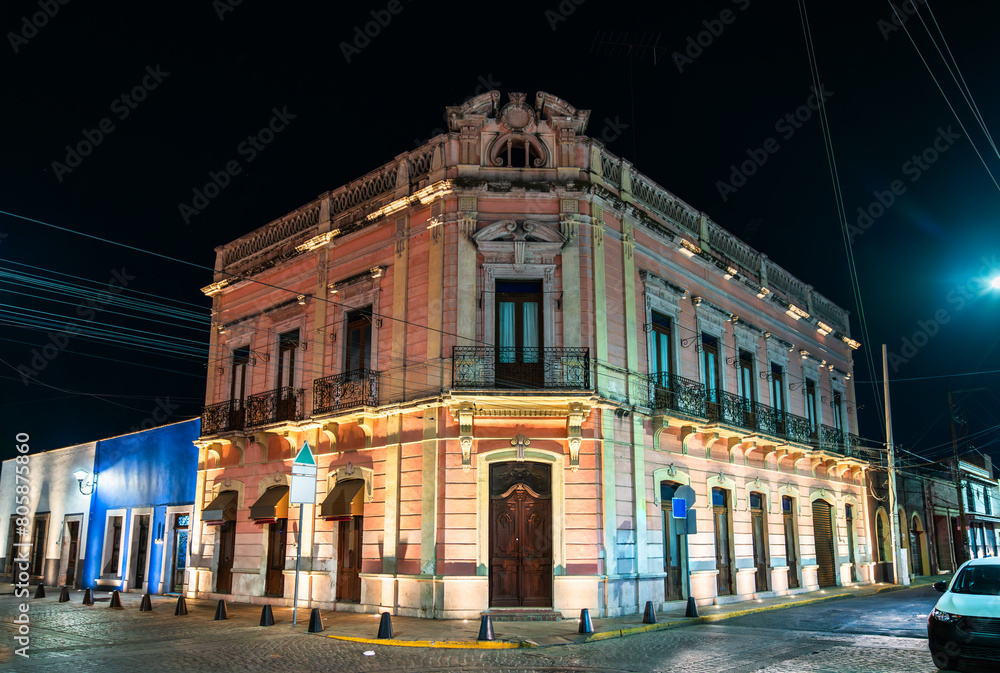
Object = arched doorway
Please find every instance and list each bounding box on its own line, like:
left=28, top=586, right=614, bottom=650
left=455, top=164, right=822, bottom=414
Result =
left=489, top=462, right=552, bottom=607
left=812, top=499, right=837, bottom=587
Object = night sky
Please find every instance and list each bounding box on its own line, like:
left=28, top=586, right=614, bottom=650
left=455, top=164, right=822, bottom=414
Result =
left=2, top=0, right=999, bottom=478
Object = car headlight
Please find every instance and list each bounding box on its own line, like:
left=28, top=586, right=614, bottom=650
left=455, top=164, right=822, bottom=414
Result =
left=930, top=608, right=962, bottom=623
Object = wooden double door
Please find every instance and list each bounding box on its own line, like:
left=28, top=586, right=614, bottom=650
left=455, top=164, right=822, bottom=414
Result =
left=489, top=462, right=552, bottom=608
left=812, top=500, right=837, bottom=587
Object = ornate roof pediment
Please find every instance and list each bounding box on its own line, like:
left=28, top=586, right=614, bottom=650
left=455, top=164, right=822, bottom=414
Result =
left=472, top=220, right=566, bottom=245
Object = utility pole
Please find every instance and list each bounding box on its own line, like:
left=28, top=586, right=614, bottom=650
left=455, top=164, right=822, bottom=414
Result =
left=947, top=389, right=970, bottom=564
left=882, top=345, right=901, bottom=584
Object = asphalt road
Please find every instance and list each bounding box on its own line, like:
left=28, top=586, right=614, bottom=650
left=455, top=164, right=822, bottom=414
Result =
left=0, top=586, right=948, bottom=673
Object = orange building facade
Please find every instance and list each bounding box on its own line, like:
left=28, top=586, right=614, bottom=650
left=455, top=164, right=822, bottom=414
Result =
left=189, top=91, right=876, bottom=618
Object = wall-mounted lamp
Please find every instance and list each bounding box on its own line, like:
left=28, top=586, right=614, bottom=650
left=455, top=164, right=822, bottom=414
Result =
left=757, top=288, right=770, bottom=298
left=73, top=469, right=97, bottom=495
left=297, top=295, right=307, bottom=306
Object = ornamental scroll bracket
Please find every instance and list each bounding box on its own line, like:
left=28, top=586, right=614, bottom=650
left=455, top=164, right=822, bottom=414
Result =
left=458, top=404, right=475, bottom=470
left=567, top=402, right=587, bottom=471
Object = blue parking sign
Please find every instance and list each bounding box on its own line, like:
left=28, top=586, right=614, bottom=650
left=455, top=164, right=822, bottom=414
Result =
left=672, top=497, right=687, bottom=519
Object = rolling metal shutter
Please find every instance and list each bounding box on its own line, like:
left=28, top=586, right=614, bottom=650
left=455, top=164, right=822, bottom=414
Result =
left=812, top=500, right=837, bottom=587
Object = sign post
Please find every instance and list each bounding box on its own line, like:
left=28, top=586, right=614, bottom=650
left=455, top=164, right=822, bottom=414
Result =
left=672, top=485, right=698, bottom=618
left=290, top=441, right=317, bottom=625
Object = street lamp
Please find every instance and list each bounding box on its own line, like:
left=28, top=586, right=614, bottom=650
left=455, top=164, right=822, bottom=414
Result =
left=73, top=469, right=97, bottom=495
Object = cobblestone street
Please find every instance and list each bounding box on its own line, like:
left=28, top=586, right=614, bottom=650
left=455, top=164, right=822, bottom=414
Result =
left=0, top=585, right=944, bottom=672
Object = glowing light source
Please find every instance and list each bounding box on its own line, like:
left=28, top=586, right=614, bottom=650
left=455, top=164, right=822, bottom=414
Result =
left=990, top=275, right=1000, bottom=290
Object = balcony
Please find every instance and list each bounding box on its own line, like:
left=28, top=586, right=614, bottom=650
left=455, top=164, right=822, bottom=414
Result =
left=313, top=369, right=379, bottom=416
left=650, top=384, right=865, bottom=459
left=452, top=346, right=591, bottom=390
left=200, top=399, right=245, bottom=436
left=246, top=387, right=305, bottom=428
left=650, top=373, right=707, bottom=418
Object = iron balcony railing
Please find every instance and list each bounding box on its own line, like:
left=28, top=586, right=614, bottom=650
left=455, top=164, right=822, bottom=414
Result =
left=200, top=399, right=245, bottom=436
left=245, top=387, right=305, bottom=428
left=650, top=373, right=706, bottom=417
left=313, top=369, right=379, bottom=415
left=649, top=381, right=865, bottom=459
left=452, top=346, right=591, bottom=390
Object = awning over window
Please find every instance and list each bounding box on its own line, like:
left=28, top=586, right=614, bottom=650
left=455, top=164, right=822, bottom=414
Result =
left=202, top=490, right=238, bottom=526
left=250, top=485, right=289, bottom=523
left=320, top=479, right=365, bottom=521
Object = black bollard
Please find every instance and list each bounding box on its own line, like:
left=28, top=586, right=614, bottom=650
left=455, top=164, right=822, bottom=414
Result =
left=109, top=590, right=123, bottom=608
left=260, top=604, right=275, bottom=627
left=642, top=600, right=656, bottom=624
left=174, top=595, right=188, bottom=616
left=308, top=608, right=324, bottom=633
left=684, top=595, right=699, bottom=618
left=58, top=586, right=70, bottom=602
left=214, top=599, right=228, bottom=620
left=376, top=612, right=393, bottom=639
left=82, top=588, right=94, bottom=605
left=477, top=614, right=495, bottom=641
left=139, top=594, right=153, bottom=611
left=33, top=583, right=45, bottom=599
left=578, top=608, right=594, bottom=634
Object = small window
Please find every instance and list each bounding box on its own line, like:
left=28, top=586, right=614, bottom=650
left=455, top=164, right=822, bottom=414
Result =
left=781, top=496, right=793, bottom=513
left=651, top=312, right=673, bottom=379
left=845, top=504, right=853, bottom=520
left=968, top=483, right=976, bottom=513
left=750, top=492, right=763, bottom=510
left=712, top=487, right=727, bottom=508
left=985, top=486, right=993, bottom=516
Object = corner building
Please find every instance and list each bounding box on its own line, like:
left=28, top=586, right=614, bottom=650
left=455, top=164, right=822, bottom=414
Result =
left=191, top=91, right=876, bottom=618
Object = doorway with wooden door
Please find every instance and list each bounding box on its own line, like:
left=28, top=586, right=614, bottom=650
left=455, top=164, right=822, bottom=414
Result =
left=64, top=521, right=80, bottom=587
left=782, top=496, right=799, bottom=589
left=660, top=481, right=683, bottom=601
left=749, top=492, right=768, bottom=592
left=264, top=518, right=287, bottom=597
left=336, top=515, right=363, bottom=602
left=489, top=462, right=553, bottom=608
left=712, top=487, right=734, bottom=596
left=216, top=520, right=236, bottom=593
left=132, top=515, right=150, bottom=590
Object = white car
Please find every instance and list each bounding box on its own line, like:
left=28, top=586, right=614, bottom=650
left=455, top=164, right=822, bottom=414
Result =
left=928, top=556, right=1000, bottom=671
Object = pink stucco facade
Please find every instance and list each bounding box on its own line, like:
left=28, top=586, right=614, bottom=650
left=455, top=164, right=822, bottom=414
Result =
left=189, top=91, right=874, bottom=618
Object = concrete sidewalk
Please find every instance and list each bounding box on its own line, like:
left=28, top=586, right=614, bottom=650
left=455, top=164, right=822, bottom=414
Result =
left=6, top=575, right=944, bottom=650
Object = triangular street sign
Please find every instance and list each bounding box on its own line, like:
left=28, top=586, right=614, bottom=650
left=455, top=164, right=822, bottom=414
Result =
left=293, top=441, right=316, bottom=466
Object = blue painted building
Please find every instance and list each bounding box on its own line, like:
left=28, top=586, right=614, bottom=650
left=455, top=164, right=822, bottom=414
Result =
left=81, top=418, right=200, bottom=594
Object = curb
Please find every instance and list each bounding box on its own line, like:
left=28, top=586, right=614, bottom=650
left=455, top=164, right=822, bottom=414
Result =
left=583, top=578, right=942, bottom=643
left=327, top=634, right=533, bottom=649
